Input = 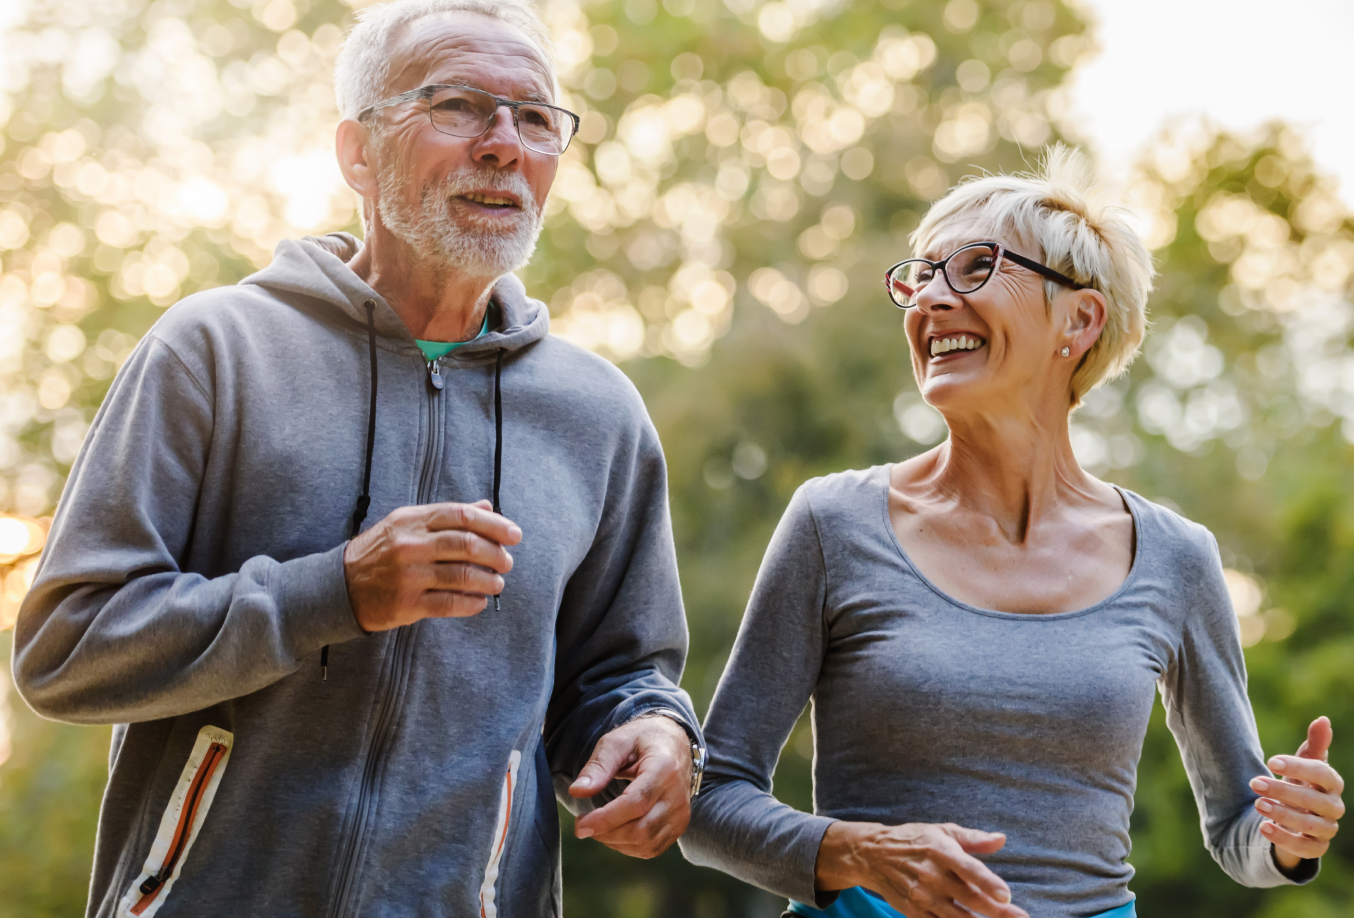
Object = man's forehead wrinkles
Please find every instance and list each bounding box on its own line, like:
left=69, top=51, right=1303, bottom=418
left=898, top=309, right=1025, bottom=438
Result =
left=394, top=30, right=552, bottom=97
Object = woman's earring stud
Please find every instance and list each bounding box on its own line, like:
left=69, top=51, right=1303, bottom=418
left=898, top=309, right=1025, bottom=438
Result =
left=1061, top=347, right=1071, bottom=357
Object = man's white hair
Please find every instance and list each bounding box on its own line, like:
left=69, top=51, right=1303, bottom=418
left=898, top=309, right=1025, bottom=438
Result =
left=333, top=0, right=558, bottom=120
left=911, top=145, right=1155, bottom=407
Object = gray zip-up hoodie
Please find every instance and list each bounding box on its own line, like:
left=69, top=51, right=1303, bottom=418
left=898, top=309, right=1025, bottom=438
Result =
left=13, top=234, right=699, bottom=918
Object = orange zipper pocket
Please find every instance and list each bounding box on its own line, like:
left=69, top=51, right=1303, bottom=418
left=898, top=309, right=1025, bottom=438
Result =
left=118, top=726, right=234, bottom=918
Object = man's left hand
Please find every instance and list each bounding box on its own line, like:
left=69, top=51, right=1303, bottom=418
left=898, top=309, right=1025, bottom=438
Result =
left=569, top=715, right=694, bottom=858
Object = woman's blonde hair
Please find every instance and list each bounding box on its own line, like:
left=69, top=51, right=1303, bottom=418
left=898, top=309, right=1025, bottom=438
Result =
left=910, top=146, right=1154, bottom=406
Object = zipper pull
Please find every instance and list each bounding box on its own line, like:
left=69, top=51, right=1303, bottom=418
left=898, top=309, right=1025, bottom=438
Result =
left=427, top=358, right=444, bottom=390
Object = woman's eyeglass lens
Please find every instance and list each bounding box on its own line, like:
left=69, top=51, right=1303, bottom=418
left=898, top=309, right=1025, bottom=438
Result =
left=886, top=243, right=1000, bottom=309
left=426, top=86, right=576, bottom=155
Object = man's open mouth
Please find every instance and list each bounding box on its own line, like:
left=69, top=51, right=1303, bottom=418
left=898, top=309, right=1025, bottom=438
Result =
left=455, top=193, right=520, bottom=209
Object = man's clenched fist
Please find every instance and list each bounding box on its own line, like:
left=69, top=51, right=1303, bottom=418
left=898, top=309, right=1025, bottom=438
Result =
left=343, top=499, right=521, bottom=632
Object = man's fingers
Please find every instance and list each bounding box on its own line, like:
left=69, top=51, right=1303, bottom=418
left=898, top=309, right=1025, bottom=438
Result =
left=1264, top=757, right=1346, bottom=796
left=581, top=796, right=688, bottom=857
left=423, top=501, right=522, bottom=545
left=423, top=560, right=504, bottom=595
left=1261, top=818, right=1329, bottom=859
left=424, top=530, right=514, bottom=572
left=569, top=732, right=639, bottom=802
left=575, top=770, right=662, bottom=837
left=417, top=590, right=488, bottom=619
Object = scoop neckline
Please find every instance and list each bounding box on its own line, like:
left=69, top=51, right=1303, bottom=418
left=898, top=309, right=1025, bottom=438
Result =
left=876, top=463, right=1143, bottom=621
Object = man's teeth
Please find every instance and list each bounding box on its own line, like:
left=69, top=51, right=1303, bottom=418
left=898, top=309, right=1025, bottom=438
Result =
left=463, top=193, right=514, bottom=206
left=929, top=335, right=986, bottom=357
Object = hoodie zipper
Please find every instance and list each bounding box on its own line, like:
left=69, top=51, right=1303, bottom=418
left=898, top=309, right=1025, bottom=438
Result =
left=130, top=741, right=227, bottom=915
left=327, top=356, right=445, bottom=918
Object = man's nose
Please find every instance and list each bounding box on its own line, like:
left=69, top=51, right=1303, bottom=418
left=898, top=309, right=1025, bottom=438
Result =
left=472, top=106, right=524, bottom=167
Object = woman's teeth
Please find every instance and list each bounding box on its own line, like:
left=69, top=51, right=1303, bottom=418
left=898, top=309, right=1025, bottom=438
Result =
left=929, top=335, right=986, bottom=357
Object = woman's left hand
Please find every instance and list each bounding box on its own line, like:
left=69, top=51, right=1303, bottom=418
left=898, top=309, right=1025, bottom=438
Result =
left=1250, top=716, right=1344, bottom=870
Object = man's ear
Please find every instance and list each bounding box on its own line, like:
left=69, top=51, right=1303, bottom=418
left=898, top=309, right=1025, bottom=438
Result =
left=1062, top=288, right=1108, bottom=359
left=336, top=119, right=379, bottom=200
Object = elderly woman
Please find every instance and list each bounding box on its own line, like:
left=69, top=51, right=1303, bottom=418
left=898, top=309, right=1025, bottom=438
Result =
left=679, top=150, right=1344, bottom=918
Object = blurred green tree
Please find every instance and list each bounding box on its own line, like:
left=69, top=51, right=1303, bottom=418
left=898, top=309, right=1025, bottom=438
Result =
left=2, top=1, right=1353, bottom=917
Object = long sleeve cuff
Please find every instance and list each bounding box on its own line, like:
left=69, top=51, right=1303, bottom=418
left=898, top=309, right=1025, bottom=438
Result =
left=277, top=543, right=366, bottom=653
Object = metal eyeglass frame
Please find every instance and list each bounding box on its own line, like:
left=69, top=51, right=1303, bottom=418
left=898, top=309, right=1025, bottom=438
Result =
left=356, top=83, right=582, bottom=156
left=884, top=241, right=1087, bottom=309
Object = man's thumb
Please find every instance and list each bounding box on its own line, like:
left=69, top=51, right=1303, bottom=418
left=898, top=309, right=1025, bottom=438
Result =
left=942, top=824, right=1007, bottom=853
left=568, top=735, right=628, bottom=799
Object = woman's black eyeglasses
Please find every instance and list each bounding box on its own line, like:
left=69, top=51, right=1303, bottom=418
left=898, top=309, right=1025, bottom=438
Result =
left=884, top=242, right=1087, bottom=309
left=357, top=83, right=581, bottom=156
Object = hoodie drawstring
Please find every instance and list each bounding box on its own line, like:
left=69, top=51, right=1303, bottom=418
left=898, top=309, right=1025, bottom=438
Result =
left=322, top=300, right=379, bottom=682
left=492, top=347, right=504, bottom=613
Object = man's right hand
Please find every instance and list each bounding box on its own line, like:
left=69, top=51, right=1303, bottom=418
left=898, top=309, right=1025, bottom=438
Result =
left=343, top=499, right=521, bottom=632
left=815, top=821, right=1028, bottom=918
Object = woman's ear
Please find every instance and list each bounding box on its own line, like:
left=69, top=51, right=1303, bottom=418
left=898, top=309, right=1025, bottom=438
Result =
left=1062, top=288, right=1108, bottom=358
left=335, top=119, right=379, bottom=200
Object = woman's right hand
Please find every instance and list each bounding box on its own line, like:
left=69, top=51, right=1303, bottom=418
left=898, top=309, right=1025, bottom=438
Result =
left=815, top=821, right=1029, bottom=918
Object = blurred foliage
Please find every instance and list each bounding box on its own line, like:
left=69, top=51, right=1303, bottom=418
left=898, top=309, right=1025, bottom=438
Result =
left=2, top=0, right=1354, bottom=916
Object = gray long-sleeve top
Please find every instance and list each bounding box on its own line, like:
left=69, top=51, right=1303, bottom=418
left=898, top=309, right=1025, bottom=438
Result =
left=681, top=466, right=1315, bottom=917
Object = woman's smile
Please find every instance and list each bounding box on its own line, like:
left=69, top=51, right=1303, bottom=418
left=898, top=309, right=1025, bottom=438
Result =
left=928, top=333, right=988, bottom=358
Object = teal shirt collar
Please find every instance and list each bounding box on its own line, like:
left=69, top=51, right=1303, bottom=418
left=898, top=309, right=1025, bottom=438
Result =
left=415, top=313, right=490, bottom=362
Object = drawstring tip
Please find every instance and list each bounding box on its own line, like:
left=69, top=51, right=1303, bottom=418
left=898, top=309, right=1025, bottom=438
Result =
left=320, top=644, right=329, bottom=682
left=494, top=595, right=501, bottom=612
left=322, top=665, right=328, bottom=682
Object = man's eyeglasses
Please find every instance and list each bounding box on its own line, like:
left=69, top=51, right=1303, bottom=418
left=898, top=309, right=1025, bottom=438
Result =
left=357, top=84, right=581, bottom=156
left=885, top=242, right=1087, bottom=309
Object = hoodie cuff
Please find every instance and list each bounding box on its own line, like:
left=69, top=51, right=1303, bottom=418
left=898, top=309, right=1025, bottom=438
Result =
left=277, top=544, right=366, bottom=652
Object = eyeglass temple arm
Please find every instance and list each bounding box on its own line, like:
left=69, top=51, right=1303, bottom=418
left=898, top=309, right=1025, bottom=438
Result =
left=999, top=248, right=1085, bottom=290
left=356, top=87, right=430, bottom=120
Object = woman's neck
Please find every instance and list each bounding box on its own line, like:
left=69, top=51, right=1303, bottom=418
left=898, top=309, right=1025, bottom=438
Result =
left=914, top=406, right=1101, bottom=543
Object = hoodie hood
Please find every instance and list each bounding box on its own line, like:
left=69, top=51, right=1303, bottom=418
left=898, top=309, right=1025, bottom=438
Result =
left=238, top=231, right=550, bottom=362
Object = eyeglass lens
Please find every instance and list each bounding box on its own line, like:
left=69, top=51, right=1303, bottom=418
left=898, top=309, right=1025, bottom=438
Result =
left=427, top=86, right=573, bottom=154
left=887, top=244, right=998, bottom=307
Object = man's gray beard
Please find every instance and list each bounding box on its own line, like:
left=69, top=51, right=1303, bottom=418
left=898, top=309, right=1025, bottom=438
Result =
left=375, top=161, right=543, bottom=277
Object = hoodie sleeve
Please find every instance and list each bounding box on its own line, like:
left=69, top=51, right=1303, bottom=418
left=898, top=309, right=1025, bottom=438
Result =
left=1158, top=529, right=1319, bottom=887
left=544, top=403, right=701, bottom=809
left=12, top=334, right=364, bottom=725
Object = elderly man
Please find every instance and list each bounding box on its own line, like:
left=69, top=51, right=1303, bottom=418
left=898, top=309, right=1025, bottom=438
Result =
left=13, top=1, right=703, bottom=915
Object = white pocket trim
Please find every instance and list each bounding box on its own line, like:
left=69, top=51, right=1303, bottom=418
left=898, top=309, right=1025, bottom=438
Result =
left=117, top=725, right=234, bottom=918
left=478, top=749, right=522, bottom=918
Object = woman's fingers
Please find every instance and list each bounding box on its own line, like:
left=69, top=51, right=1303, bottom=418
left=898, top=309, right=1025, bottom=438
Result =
left=1261, top=818, right=1330, bottom=859
left=907, top=878, right=1024, bottom=918
left=1250, top=776, right=1345, bottom=821
left=934, top=868, right=1029, bottom=918
left=928, top=845, right=1014, bottom=907
left=1269, top=755, right=1346, bottom=797
left=1255, top=797, right=1340, bottom=840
